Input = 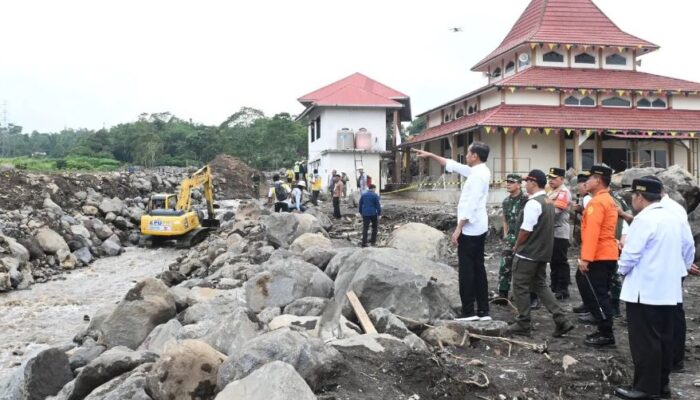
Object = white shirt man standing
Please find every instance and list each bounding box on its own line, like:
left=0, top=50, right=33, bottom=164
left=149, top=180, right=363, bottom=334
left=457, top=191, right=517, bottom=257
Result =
left=614, top=178, right=695, bottom=400
left=415, top=142, right=491, bottom=321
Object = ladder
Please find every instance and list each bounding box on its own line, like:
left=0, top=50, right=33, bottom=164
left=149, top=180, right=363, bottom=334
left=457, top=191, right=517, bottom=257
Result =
left=353, top=149, right=364, bottom=191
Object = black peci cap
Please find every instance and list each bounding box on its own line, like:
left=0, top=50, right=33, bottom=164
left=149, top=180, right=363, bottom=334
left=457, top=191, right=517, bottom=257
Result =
left=577, top=171, right=591, bottom=183
left=547, top=167, right=566, bottom=178
left=589, top=165, right=613, bottom=177
left=632, top=178, right=663, bottom=194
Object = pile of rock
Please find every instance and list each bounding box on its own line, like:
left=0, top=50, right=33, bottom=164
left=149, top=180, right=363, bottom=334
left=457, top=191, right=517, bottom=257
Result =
left=0, top=168, right=188, bottom=292
left=1, top=201, right=503, bottom=399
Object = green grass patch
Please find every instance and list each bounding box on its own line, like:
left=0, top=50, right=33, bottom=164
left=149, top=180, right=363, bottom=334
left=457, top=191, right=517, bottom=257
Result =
left=0, top=156, right=122, bottom=172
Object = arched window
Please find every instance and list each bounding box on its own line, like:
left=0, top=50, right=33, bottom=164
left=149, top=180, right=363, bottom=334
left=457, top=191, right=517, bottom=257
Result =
left=467, top=105, right=474, bottom=114
left=575, top=53, right=596, bottom=64
left=602, top=97, right=631, bottom=107
left=564, top=96, right=579, bottom=106
left=652, top=99, right=667, bottom=108
left=637, top=98, right=652, bottom=108
left=606, top=54, right=627, bottom=66
left=505, top=61, right=515, bottom=74
left=580, top=96, right=596, bottom=106
left=444, top=113, right=452, bottom=122
left=543, top=51, right=564, bottom=63
left=492, top=68, right=502, bottom=78
left=455, top=109, right=464, bottom=118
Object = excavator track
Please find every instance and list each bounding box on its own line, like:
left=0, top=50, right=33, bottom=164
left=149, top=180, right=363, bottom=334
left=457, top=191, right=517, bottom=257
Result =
left=174, top=227, right=213, bottom=248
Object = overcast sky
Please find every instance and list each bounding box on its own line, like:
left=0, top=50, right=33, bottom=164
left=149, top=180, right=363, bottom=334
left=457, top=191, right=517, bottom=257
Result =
left=1, top=0, right=698, bottom=133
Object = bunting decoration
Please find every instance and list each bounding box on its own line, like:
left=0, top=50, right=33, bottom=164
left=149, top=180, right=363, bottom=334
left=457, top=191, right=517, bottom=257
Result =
left=548, top=43, right=557, bottom=50
left=670, top=132, right=677, bottom=137
left=566, top=44, right=573, bottom=50
left=544, top=128, right=552, bottom=136
left=485, top=126, right=492, bottom=134
left=530, top=43, right=538, bottom=49
left=565, top=128, right=573, bottom=135
left=525, top=128, right=532, bottom=135
left=692, top=132, right=697, bottom=138
left=509, top=87, right=516, bottom=93
left=503, top=127, right=511, bottom=135
left=647, top=131, right=654, bottom=137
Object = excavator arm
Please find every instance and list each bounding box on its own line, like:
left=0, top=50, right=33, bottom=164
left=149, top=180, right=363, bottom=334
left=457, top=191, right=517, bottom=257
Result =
left=176, top=165, right=216, bottom=220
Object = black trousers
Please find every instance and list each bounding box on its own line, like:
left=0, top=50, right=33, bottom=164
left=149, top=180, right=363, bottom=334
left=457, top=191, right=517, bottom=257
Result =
left=575, top=260, right=615, bottom=335
left=274, top=202, right=289, bottom=213
left=457, top=233, right=489, bottom=317
left=674, top=302, right=686, bottom=368
left=311, top=190, right=320, bottom=206
left=626, top=302, right=674, bottom=396
left=332, top=197, right=341, bottom=218
left=362, top=216, right=378, bottom=246
left=550, top=238, right=570, bottom=292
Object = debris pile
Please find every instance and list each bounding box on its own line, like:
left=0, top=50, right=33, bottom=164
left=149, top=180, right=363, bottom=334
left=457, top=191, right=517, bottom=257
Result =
left=209, top=154, right=264, bottom=200
left=0, top=167, right=188, bottom=292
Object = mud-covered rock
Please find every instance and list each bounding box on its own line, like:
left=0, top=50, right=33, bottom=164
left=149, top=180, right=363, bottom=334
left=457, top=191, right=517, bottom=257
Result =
left=215, top=361, right=317, bottom=400
left=386, top=222, right=448, bottom=261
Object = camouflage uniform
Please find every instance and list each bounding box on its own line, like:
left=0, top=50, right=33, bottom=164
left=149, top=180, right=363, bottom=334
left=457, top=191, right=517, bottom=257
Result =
left=498, top=190, right=528, bottom=296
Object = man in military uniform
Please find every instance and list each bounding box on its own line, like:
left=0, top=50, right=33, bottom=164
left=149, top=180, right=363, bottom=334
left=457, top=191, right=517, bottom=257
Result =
left=497, top=174, right=528, bottom=300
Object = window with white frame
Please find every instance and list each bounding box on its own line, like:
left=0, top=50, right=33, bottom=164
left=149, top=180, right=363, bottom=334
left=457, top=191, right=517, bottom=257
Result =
left=564, top=95, right=596, bottom=107
left=606, top=53, right=627, bottom=66
left=444, top=111, right=453, bottom=122
left=543, top=51, right=564, bottom=63
left=455, top=108, right=464, bottom=118
left=492, top=67, right=502, bottom=78
left=574, top=52, right=596, bottom=64
left=602, top=96, right=631, bottom=107
left=505, top=61, right=515, bottom=74
left=637, top=97, right=667, bottom=109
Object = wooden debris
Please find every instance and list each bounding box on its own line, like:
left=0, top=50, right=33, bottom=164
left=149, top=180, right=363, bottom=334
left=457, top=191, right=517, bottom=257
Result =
left=345, top=291, right=378, bottom=334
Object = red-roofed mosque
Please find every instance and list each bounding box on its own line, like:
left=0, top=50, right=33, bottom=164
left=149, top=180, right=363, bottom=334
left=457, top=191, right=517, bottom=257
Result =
left=403, top=0, right=700, bottom=181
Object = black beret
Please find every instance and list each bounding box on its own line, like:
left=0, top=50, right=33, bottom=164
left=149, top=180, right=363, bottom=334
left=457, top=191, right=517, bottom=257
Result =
left=525, top=169, right=547, bottom=187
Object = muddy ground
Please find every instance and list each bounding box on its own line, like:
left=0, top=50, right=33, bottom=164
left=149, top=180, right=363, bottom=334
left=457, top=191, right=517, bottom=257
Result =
left=317, top=194, right=700, bottom=400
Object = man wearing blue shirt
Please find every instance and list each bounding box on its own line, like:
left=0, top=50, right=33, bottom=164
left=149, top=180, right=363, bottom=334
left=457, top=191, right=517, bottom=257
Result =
left=358, top=184, right=381, bottom=247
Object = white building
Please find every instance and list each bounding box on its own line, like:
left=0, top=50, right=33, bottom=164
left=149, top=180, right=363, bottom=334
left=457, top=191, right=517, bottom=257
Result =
left=296, top=73, right=411, bottom=193
left=402, top=0, right=700, bottom=182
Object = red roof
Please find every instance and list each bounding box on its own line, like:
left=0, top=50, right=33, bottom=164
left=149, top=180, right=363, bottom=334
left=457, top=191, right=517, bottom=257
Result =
left=298, top=72, right=408, bottom=104
left=473, top=0, right=658, bottom=70
left=498, top=68, right=700, bottom=92
left=405, top=105, right=700, bottom=145
left=310, top=85, right=402, bottom=108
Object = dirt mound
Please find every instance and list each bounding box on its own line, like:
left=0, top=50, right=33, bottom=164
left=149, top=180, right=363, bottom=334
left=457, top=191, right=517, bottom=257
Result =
left=209, top=154, right=264, bottom=200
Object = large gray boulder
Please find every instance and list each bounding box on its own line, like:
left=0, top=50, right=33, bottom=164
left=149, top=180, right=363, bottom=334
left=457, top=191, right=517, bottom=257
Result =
left=324, top=248, right=360, bottom=280
left=137, top=319, right=182, bottom=355
left=146, top=340, right=226, bottom=400
left=68, top=347, right=157, bottom=400
left=263, top=213, right=328, bottom=249
left=657, top=165, right=700, bottom=212
left=100, top=240, right=122, bottom=257
left=217, top=328, right=342, bottom=391
left=68, top=338, right=106, bottom=371
left=215, top=361, right=317, bottom=400
left=283, top=297, right=330, bottom=317
left=21, top=348, right=74, bottom=400
left=244, top=257, right=334, bottom=312
left=98, top=278, right=177, bottom=349
left=302, top=247, right=338, bottom=270
left=334, top=248, right=459, bottom=327
left=0, top=344, right=50, bottom=400
left=386, top=223, right=448, bottom=261
left=289, top=233, right=332, bottom=254
left=82, top=363, right=152, bottom=400
left=99, top=197, right=125, bottom=215
left=201, top=308, right=263, bottom=356
left=35, top=228, right=69, bottom=255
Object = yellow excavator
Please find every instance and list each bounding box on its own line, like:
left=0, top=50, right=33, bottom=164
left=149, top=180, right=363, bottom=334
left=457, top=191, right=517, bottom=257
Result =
left=140, top=165, right=220, bottom=248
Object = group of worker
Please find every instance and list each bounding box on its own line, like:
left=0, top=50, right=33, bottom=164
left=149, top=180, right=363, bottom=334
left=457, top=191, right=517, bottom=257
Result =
left=415, top=143, right=696, bottom=400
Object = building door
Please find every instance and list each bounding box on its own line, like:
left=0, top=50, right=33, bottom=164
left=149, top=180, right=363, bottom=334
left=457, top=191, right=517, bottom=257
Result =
left=602, top=148, right=629, bottom=172
left=566, top=149, right=595, bottom=171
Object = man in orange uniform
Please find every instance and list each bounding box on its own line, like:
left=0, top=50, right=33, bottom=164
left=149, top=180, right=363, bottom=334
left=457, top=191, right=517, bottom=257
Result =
left=577, top=165, right=619, bottom=347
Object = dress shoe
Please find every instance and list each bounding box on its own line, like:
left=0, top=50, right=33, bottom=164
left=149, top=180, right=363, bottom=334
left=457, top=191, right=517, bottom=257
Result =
left=671, top=362, right=685, bottom=373
left=507, top=323, right=532, bottom=337
left=578, top=312, right=598, bottom=324
left=555, top=290, right=570, bottom=300
left=585, top=334, right=615, bottom=347
left=614, top=387, right=660, bottom=399
left=553, top=320, right=575, bottom=338
left=661, top=385, right=671, bottom=399
left=530, top=298, right=541, bottom=310
left=573, top=303, right=589, bottom=314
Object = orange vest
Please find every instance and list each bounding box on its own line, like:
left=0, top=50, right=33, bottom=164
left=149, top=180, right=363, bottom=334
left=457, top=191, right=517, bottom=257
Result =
left=581, top=189, right=619, bottom=262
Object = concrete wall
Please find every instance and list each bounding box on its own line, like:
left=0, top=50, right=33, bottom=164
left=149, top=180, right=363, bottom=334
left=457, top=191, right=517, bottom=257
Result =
left=505, top=90, right=560, bottom=106
left=316, top=152, right=382, bottom=194
left=673, top=95, right=700, bottom=111
left=481, top=89, right=501, bottom=110
left=308, top=107, right=388, bottom=163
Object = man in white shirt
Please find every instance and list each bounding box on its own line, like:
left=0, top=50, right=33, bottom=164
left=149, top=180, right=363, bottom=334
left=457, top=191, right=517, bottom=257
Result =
left=414, top=142, right=491, bottom=321
left=614, top=178, right=694, bottom=400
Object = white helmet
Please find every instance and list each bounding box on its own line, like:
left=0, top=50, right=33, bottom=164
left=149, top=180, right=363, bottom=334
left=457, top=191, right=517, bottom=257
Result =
left=297, top=181, right=307, bottom=188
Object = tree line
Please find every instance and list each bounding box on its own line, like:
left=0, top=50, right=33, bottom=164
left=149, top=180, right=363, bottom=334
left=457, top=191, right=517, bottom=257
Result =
left=0, top=107, right=308, bottom=170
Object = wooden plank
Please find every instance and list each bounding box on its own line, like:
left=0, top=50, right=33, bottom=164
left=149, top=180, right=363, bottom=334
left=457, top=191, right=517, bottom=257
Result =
left=345, top=291, right=377, bottom=334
